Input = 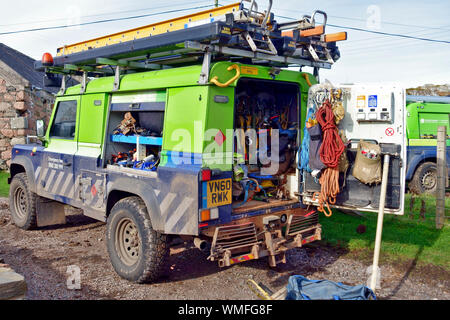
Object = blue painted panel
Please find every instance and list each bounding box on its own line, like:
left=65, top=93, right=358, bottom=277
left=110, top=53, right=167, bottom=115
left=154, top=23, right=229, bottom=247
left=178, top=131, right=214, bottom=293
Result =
left=110, top=134, right=163, bottom=146
left=406, top=146, right=450, bottom=180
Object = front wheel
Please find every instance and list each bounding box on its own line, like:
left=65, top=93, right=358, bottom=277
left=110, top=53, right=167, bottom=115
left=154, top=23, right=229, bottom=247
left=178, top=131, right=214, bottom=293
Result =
left=9, top=172, right=37, bottom=230
left=106, top=196, right=169, bottom=283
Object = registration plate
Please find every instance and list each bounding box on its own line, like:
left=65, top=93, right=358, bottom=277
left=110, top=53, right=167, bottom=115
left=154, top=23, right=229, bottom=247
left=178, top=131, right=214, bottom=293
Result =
left=205, top=178, right=232, bottom=208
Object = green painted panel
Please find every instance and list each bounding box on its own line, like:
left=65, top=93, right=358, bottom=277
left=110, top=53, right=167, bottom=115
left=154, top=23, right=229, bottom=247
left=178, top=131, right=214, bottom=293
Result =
left=111, top=90, right=166, bottom=103
left=162, top=86, right=208, bottom=154
left=202, top=86, right=235, bottom=170
left=63, top=65, right=203, bottom=96
left=78, top=93, right=108, bottom=145
left=418, top=112, right=449, bottom=138
left=209, top=62, right=316, bottom=89
left=406, top=102, right=450, bottom=140
left=409, top=139, right=450, bottom=147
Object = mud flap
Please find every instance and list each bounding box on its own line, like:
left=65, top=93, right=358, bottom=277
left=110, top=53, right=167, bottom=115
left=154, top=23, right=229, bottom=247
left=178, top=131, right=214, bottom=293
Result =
left=36, top=197, right=66, bottom=227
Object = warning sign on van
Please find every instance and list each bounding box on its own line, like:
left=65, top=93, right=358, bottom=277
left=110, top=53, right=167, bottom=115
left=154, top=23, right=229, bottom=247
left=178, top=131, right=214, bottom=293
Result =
left=368, top=95, right=378, bottom=108
left=357, top=95, right=366, bottom=108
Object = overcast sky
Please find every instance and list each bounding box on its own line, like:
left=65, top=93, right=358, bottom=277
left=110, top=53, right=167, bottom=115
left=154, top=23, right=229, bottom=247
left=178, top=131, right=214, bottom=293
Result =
left=0, top=0, right=448, bottom=88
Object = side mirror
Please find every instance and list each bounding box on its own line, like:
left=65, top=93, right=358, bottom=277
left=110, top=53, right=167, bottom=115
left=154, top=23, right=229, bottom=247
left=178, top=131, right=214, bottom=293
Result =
left=36, top=120, right=45, bottom=138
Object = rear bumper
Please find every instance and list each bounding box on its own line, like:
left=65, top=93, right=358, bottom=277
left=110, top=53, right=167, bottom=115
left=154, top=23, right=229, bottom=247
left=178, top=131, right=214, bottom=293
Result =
left=204, top=208, right=321, bottom=267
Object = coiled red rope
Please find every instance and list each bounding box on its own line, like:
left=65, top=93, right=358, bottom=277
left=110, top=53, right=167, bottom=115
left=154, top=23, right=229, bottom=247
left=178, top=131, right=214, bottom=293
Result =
left=317, top=100, right=345, bottom=168
left=315, top=99, right=346, bottom=217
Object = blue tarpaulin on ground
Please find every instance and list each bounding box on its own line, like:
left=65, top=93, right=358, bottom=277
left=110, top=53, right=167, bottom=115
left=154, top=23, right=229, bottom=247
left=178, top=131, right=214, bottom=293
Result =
left=285, top=275, right=376, bottom=300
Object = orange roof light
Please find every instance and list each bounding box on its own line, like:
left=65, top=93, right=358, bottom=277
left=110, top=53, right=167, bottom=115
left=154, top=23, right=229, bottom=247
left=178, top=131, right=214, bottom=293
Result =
left=42, top=52, right=54, bottom=66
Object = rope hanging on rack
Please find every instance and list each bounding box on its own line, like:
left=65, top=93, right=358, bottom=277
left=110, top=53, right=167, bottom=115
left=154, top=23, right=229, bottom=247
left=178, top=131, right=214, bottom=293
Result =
left=314, top=99, right=346, bottom=217
left=313, top=167, right=340, bottom=217
left=316, top=99, right=345, bottom=168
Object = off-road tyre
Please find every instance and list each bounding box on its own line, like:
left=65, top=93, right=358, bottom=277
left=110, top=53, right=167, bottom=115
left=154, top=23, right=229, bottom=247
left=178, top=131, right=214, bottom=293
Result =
left=410, top=162, right=437, bottom=195
left=106, top=196, right=169, bottom=283
left=8, top=172, right=37, bottom=230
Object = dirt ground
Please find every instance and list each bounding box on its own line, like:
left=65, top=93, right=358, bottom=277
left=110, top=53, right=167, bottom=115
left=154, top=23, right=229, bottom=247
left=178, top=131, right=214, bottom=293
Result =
left=0, top=197, right=448, bottom=300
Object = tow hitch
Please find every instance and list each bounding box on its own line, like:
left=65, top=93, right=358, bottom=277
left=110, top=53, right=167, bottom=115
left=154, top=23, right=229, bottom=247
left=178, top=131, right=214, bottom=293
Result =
left=208, top=212, right=321, bottom=267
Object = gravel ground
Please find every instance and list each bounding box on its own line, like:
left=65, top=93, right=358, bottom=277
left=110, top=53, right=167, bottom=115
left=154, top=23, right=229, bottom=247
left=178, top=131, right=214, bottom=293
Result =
left=0, top=197, right=448, bottom=300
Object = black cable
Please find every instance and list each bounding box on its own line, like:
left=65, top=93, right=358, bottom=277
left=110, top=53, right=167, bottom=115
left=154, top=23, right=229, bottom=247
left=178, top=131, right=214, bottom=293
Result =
left=2, top=2, right=449, bottom=45
left=328, top=23, right=450, bottom=44
left=0, top=4, right=214, bottom=36
left=221, top=0, right=450, bottom=32
left=276, top=14, right=450, bottom=44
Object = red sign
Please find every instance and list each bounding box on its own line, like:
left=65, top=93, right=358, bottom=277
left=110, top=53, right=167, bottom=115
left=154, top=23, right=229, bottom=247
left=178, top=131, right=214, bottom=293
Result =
left=385, top=127, right=394, bottom=136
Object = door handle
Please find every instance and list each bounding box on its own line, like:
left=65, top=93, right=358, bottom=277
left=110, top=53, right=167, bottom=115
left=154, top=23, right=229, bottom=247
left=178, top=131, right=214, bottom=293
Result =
left=63, top=161, right=72, bottom=167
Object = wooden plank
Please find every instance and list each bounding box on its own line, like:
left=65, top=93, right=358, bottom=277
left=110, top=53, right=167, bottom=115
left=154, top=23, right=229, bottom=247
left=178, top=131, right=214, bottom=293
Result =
left=436, top=126, right=446, bottom=229
left=0, top=266, right=27, bottom=300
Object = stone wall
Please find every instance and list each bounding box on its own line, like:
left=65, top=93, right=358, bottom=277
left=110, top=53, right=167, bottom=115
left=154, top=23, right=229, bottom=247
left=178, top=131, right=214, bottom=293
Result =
left=0, top=78, right=54, bottom=170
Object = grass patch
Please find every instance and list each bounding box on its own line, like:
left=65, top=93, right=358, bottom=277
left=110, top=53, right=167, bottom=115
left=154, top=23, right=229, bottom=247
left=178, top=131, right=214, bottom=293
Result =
left=320, top=193, right=450, bottom=270
left=0, top=171, right=9, bottom=198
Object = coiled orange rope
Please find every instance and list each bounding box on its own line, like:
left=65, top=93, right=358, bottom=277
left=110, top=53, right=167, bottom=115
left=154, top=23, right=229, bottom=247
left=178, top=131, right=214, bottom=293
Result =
left=313, top=168, right=340, bottom=217
left=314, top=99, right=346, bottom=217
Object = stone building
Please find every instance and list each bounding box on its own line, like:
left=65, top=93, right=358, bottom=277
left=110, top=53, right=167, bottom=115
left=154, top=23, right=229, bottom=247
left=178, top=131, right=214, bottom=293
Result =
left=0, top=43, right=58, bottom=170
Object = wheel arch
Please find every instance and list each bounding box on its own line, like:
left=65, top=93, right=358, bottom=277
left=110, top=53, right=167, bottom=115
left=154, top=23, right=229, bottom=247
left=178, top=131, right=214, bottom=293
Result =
left=406, top=154, right=437, bottom=181
left=105, top=180, right=163, bottom=232
left=8, top=156, right=37, bottom=192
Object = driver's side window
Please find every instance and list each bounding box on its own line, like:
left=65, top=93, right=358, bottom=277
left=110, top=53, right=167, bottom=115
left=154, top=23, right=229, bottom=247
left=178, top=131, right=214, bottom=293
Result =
left=49, top=100, right=77, bottom=139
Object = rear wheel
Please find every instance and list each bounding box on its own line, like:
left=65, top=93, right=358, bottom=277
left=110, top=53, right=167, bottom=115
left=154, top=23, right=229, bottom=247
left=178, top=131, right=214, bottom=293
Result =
left=410, top=162, right=437, bottom=194
left=106, top=196, right=169, bottom=283
left=8, top=172, right=37, bottom=230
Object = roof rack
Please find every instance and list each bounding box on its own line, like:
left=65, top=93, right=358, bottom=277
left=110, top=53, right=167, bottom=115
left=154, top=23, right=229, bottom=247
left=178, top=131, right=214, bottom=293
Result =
left=35, top=1, right=347, bottom=93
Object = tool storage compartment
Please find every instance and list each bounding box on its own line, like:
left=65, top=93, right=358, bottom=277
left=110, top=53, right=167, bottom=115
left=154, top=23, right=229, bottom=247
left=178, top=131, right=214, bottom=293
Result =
left=299, top=84, right=408, bottom=215
left=231, top=78, right=300, bottom=213
left=104, top=90, right=166, bottom=172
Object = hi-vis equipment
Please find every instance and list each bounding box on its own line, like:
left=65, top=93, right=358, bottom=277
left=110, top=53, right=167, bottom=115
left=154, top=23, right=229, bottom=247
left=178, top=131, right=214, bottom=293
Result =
left=9, top=1, right=407, bottom=289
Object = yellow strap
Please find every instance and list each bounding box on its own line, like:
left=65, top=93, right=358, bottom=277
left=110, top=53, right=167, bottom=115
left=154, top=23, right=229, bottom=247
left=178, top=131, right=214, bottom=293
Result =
left=210, top=64, right=241, bottom=88
left=246, top=279, right=273, bottom=300
left=302, top=73, right=313, bottom=87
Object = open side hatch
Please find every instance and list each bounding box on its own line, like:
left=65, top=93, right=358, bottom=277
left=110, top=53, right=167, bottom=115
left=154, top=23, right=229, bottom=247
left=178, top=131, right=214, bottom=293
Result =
left=300, top=84, right=407, bottom=215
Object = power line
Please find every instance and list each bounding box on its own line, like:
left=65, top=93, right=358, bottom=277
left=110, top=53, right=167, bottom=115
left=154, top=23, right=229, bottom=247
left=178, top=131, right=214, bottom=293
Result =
left=276, top=14, right=450, bottom=44
left=221, top=0, right=450, bottom=32
left=0, top=0, right=211, bottom=27
left=344, top=29, right=449, bottom=54
left=328, top=23, right=450, bottom=44
left=2, top=2, right=449, bottom=45
left=0, top=4, right=214, bottom=36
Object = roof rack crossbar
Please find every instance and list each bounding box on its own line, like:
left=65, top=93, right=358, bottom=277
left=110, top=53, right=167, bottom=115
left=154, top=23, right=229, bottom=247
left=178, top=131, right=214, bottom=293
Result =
left=185, top=41, right=332, bottom=69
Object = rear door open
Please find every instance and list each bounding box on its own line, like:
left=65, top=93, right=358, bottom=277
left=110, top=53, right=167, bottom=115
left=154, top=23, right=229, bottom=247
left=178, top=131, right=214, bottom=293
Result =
left=301, top=84, right=407, bottom=215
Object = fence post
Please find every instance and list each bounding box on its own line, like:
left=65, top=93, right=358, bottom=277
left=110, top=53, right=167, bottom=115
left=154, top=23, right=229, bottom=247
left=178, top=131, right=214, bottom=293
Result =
left=436, top=126, right=446, bottom=230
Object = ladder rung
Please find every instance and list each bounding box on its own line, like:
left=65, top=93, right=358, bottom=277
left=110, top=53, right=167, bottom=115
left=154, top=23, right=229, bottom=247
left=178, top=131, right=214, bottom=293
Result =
left=56, top=3, right=241, bottom=56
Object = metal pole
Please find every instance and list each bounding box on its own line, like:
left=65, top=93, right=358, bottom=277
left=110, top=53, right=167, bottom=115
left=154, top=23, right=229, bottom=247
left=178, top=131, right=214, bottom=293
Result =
left=436, top=126, right=446, bottom=229
left=370, top=154, right=390, bottom=291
